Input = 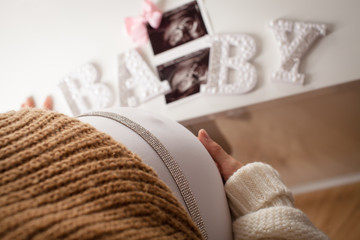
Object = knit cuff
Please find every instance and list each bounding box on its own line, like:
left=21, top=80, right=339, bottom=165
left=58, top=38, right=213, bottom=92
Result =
left=225, top=162, right=294, bottom=218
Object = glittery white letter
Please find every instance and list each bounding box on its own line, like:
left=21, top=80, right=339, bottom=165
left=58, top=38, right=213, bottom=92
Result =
left=269, top=19, right=326, bottom=85
left=118, top=49, right=170, bottom=107
left=201, top=34, right=257, bottom=94
left=58, top=63, right=114, bottom=116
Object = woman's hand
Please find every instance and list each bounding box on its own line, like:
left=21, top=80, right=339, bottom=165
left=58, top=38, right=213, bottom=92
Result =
left=198, top=129, right=243, bottom=182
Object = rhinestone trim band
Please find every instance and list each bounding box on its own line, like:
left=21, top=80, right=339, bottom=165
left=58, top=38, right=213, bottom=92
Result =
left=78, top=111, right=208, bottom=239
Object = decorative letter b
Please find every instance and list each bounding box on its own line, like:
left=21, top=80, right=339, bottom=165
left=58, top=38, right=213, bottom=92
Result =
left=201, top=34, right=257, bottom=95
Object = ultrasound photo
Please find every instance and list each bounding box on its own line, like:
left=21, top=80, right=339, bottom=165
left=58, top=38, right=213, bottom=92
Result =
left=147, top=1, right=208, bottom=55
left=157, top=48, right=210, bottom=104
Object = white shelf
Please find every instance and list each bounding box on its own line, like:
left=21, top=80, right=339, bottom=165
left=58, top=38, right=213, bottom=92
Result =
left=1, top=0, right=359, bottom=122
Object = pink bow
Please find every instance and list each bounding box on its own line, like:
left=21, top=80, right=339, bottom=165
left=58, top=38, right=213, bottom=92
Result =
left=125, top=0, right=162, bottom=46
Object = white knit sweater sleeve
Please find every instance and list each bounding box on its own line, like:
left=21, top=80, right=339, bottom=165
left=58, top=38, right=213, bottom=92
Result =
left=225, top=162, right=329, bottom=240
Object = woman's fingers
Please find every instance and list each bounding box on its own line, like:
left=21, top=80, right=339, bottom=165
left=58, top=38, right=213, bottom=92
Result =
left=42, top=95, right=53, bottom=110
left=198, top=129, right=230, bottom=165
left=21, top=97, right=35, bottom=108
left=198, top=129, right=243, bottom=182
left=20, top=96, right=53, bottom=110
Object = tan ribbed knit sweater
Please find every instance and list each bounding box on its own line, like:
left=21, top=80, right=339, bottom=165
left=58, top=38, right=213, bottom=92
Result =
left=1, top=108, right=329, bottom=240
left=0, top=109, right=202, bottom=240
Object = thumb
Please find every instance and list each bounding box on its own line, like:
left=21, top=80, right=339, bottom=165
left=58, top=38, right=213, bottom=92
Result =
left=198, top=129, right=231, bottom=165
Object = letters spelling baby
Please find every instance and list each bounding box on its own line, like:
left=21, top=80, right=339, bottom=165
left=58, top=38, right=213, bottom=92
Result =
left=59, top=19, right=326, bottom=115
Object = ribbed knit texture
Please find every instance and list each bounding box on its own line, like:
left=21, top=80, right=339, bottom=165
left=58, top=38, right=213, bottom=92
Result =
left=225, top=162, right=294, bottom=217
left=0, top=108, right=202, bottom=240
left=225, top=162, right=329, bottom=240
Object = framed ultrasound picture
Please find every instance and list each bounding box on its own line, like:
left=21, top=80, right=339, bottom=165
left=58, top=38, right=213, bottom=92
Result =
left=147, top=1, right=210, bottom=55
left=157, top=48, right=210, bottom=104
